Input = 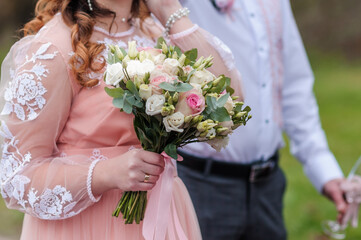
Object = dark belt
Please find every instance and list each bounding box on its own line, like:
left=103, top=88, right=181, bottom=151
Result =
left=177, top=151, right=279, bottom=182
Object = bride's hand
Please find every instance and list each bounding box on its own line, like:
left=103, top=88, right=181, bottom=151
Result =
left=92, top=148, right=165, bottom=195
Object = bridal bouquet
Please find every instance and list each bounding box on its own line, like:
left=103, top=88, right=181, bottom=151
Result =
left=104, top=38, right=251, bottom=224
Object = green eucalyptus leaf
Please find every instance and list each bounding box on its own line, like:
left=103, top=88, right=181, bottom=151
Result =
left=126, top=80, right=141, bottom=99
left=113, top=97, right=124, bottom=109
left=105, top=87, right=124, bottom=98
left=210, top=107, right=231, bottom=122
left=159, top=82, right=177, bottom=92
left=217, top=93, right=230, bottom=108
left=164, top=144, right=178, bottom=160
left=206, top=96, right=217, bottom=110
left=123, top=100, right=133, bottom=114
left=175, top=82, right=193, bottom=92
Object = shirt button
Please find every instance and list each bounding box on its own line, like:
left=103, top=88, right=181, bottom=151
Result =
left=265, top=119, right=269, bottom=124
left=250, top=13, right=255, bottom=18
left=259, top=47, right=264, bottom=52
left=262, top=83, right=266, bottom=88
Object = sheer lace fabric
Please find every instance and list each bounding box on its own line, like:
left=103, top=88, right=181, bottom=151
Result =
left=0, top=13, right=241, bottom=239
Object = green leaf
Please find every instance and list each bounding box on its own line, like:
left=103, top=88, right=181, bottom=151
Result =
left=155, top=37, right=166, bottom=49
left=113, top=97, right=124, bottom=109
left=174, top=46, right=182, bottom=58
left=105, top=87, right=124, bottom=98
left=120, top=47, right=127, bottom=57
left=123, top=100, right=133, bottom=114
left=126, top=80, right=141, bottom=100
left=226, top=86, right=235, bottom=96
left=184, top=48, right=198, bottom=66
left=217, top=93, right=230, bottom=108
left=107, top=51, right=115, bottom=64
left=175, top=82, right=193, bottom=92
left=159, top=82, right=177, bottom=92
left=206, top=96, right=217, bottom=110
left=165, top=144, right=178, bottom=160
left=211, top=77, right=226, bottom=93
left=210, top=107, right=231, bottom=122
left=186, top=69, right=197, bottom=83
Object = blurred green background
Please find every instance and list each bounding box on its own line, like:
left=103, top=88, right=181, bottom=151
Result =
left=0, top=0, right=361, bottom=239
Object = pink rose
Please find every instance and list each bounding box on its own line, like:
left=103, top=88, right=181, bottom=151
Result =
left=149, top=73, right=173, bottom=94
left=175, top=89, right=205, bottom=117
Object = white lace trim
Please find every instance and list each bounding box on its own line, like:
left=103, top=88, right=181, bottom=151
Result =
left=28, top=185, right=76, bottom=219
left=0, top=121, right=31, bottom=208
left=1, top=42, right=58, bottom=121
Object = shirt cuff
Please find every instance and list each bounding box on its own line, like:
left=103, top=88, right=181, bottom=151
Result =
left=303, top=152, right=344, bottom=192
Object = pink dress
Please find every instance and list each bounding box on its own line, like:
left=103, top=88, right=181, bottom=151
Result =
left=0, top=13, right=242, bottom=240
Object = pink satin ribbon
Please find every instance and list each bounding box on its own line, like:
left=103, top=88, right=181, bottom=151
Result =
left=142, top=153, right=188, bottom=240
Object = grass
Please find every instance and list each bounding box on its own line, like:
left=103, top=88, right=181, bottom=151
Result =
left=281, top=50, right=361, bottom=240
left=0, top=44, right=360, bottom=239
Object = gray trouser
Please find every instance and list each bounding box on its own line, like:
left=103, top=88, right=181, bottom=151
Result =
left=178, top=160, right=287, bottom=240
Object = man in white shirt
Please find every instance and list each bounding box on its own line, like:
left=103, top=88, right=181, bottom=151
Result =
left=177, top=0, right=347, bottom=239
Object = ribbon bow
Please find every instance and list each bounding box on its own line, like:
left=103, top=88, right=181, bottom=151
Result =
left=142, top=152, right=188, bottom=240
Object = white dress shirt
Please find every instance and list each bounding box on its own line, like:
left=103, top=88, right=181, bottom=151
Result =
left=181, top=0, right=343, bottom=191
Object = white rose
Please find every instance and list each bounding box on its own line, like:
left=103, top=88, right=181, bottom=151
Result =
left=126, top=59, right=155, bottom=80
left=189, top=69, right=215, bottom=85
left=163, top=112, right=185, bottom=132
left=139, top=84, right=153, bottom=100
left=224, top=96, right=235, bottom=113
left=141, top=59, right=155, bottom=75
left=105, top=62, right=124, bottom=86
left=146, top=94, right=165, bottom=116
left=163, top=58, right=180, bottom=75
left=154, top=54, right=166, bottom=65
left=126, top=60, right=142, bottom=79
left=207, top=136, right=229, bottom=152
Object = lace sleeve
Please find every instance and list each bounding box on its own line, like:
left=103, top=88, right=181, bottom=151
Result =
left=0, top=37, right=101, bottom=220
left=169, top=26, right=244, bottom=98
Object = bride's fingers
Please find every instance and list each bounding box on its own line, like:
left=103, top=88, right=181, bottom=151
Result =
left=139, top=172, right=160, bottom=184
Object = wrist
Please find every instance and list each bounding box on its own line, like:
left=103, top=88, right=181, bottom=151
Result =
left=92, top=160, right=113, bottom=196
left=153, top=3, right=183, bottom=26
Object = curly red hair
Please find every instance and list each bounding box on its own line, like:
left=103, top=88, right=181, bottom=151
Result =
left=22, top=0, right=150, bottom=87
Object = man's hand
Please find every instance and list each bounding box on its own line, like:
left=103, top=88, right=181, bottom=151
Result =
left=323, top=178, right=348, bottom=223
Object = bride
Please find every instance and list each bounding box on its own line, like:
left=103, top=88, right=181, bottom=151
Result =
left=0, top=0, right=242, bottom=239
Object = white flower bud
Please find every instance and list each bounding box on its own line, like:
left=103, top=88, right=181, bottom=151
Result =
left=128, top=41, right=138, bottom=59
left=139, top=84, right=153, bottom=100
